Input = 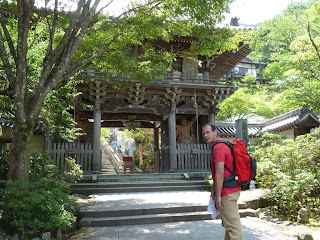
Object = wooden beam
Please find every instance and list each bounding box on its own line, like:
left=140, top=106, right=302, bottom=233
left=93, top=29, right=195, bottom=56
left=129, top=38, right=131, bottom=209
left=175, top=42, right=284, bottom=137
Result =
left=101, top=121, right=156, bottom=128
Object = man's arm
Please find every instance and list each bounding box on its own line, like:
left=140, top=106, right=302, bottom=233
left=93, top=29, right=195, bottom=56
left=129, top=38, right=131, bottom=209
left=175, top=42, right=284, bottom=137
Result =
left=214, top=161, right=224, bottom=210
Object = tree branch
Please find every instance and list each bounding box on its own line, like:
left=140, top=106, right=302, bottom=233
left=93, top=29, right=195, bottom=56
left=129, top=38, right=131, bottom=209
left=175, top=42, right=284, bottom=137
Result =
left=303, top=92, right=320, bottom=104
left=307, top=22, right=320, bottom=61
left=0, top=32, right=15, bottom=84
left=0, top=8, right=17, bottom=64
left=44, top=0, right=58, bottom=59
left=64, top=32, right=122, bottom=79
left=40, top=0, right=86, bottom=85
left=30, top=0, right=100, bottom=118
left=16, top=0, right=35, bottom=118
left=87, top=0, right=163, bottom=34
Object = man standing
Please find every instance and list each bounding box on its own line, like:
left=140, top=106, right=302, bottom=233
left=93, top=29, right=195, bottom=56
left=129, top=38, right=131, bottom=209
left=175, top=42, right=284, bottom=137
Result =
left=202, top=124, right=243, bottom=240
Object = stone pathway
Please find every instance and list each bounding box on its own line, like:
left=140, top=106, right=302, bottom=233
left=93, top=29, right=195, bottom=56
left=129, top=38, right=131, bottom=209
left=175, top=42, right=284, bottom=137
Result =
left=100, top=145, right=118, bottom=175
left=70, top=190, right=320, bottom=240
left=69, top=217, right=313, bottom=240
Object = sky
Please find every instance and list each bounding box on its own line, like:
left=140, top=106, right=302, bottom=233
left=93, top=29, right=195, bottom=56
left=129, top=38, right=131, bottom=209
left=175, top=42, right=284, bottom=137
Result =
left=226, top=0, right=300, bottom=25
left=107, top=0, right=304, bottom=25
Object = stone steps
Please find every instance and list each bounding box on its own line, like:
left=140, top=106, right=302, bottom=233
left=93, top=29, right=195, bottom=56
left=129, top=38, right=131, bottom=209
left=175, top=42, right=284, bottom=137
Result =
left=76, top=173, right=187, bottom=183
left=73, top=180, right=206, bottom=187
left=74, top=174, right=262, bottom=228
left=79, top=211, right=212, bottom=227
left=78, top=202, right=258, bottom=228
left=100, top=145, right=118, bottom=175
left=72, top=184, right=210, bottom=194
left=71, top=179, right=210, bottom=194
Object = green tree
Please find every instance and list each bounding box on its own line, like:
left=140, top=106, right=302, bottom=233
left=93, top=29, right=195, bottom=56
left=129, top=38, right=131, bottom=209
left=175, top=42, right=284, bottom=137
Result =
left=0, top=0, right=240, bottom=181
left=121, top=128, right=155, bottom=170
left=247, top=0, right=320, bottom=111
left=216, top=78, right=285, bottom=121
left=101, top=128, right=112, bottom=139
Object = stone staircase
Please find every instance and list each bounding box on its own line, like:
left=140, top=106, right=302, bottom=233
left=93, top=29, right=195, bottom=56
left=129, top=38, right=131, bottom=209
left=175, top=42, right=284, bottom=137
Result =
left=78, top=201, right=259, bottom=228
left=100, top=143, right=141, bottom=175
left=71, top=173, right=210, bottom=195
left=73, top=174, right=265, bottom=228
left=79, top=205, right=212, bottom=227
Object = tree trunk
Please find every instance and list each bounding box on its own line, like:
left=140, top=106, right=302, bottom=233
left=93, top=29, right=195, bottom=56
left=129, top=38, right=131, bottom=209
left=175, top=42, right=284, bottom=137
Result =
left=8, top=119, right=35, bottom=181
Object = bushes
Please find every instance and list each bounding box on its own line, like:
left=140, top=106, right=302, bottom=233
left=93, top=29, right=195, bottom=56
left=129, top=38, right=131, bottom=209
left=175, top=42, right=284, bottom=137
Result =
left=0, top=152, right=82, bottom=239
left=0, top=179, right=77, bottom=238
left=251, top=130, right=320, bottom=221
left=0, top=149, right=10, bottom=180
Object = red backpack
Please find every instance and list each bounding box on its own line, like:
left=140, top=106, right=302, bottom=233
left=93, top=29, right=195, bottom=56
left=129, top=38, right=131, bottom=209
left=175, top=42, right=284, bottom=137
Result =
left=213, top=139, right=257, bottom=188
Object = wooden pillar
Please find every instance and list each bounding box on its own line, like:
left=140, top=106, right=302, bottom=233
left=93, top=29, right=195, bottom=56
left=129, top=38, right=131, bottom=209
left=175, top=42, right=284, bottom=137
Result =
left=46, top=136, right=52, bottom=155
left=160, top=119, right=169, bottom=172
left=153, top=127, right=160, bottom=173
left=168, top=103, right=177, bottom=170
left=204, top=56, right=210, bottom=80
left=92, top=100, right=101, bottom=173
left=208, top=110, right=215, bottom=125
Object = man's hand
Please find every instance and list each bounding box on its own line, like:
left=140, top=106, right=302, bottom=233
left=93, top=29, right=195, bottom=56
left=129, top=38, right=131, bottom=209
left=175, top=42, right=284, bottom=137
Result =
left=215, top=195, right=222, bottom=210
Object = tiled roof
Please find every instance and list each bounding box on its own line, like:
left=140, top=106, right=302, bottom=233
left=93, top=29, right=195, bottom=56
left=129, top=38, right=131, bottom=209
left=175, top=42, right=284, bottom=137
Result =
left=216, top=126, right=261, bottom=136
left=0, top=118, right=14, bottom=127
left=215, top=108, right=320, bottom=137
left=262, top=115, right=299, bottom=132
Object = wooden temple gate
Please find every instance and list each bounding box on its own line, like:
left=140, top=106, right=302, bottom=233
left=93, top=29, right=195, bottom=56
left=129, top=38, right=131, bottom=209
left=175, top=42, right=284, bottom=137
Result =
left=53, top=35, right=251, bottom=174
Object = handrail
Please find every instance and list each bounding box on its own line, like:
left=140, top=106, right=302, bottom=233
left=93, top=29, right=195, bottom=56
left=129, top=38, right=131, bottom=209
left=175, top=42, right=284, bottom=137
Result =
left=101, top=143, right=122, bottom=170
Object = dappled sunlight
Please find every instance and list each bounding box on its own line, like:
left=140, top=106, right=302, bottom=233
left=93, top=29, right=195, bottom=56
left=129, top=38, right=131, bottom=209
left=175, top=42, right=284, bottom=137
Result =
left=80, top=191, right=210, bottom=212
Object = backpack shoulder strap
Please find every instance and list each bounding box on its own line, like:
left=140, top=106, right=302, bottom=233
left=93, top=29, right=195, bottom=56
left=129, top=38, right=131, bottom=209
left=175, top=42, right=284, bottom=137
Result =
left=212, top=140, right=235, bottom=175
left=213, top=140, right=230, bottom=148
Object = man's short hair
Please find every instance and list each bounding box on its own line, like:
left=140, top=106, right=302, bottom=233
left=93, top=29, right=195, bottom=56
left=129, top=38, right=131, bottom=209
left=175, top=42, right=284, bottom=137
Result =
left=202, top=123, right=216, bottom=132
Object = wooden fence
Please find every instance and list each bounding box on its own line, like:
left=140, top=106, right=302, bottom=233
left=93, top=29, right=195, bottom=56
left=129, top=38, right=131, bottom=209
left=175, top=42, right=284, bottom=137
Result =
left=176, top=144, right=212, bottom=171
left=48, top=142, right=211, bottom=173
left=48, top=142, right=93, bottom=172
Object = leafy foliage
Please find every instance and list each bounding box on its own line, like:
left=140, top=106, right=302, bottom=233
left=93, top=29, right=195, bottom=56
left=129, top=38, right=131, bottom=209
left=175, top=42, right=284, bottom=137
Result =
left=0, top=179, right=77, bottom=238
left=216, top=85, right=287, bottom=121
left=101, top=128, right=112, bottom=139
left=203, top=172, right=213, bottom=186
left=41, top=81, right=84, bottom=142
left=0, top=152, right=82, bottom=238
left=250, top=130, right=320, bottom=221
left=245, top=0, right=320, bottom=111
left=0, top=150, right=10, bottom=180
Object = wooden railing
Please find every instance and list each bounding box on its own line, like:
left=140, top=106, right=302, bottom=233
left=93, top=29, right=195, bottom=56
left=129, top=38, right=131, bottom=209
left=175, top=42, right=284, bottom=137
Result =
left=81, top=71, right=234, bottom=85
left=48, top=142, right=94, bottom=173
left=160, top=73, right=234, bottom=85
left=176, top=144, right=212, bottom=171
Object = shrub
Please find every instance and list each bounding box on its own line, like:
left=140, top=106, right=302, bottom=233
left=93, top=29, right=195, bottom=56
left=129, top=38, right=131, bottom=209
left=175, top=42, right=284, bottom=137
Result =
left=203, top=172, right=213, bottom=187
left=29, top=152, right=83, bottom=183
left=251, top=131, right=320, bottom=221
left=0, top=152, right=82, bottom=239
left=0, top=179, right=77, bottom=238
left=63, top=157, right=83, bottom=183
left=0, top=149, right=10, bottom=180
